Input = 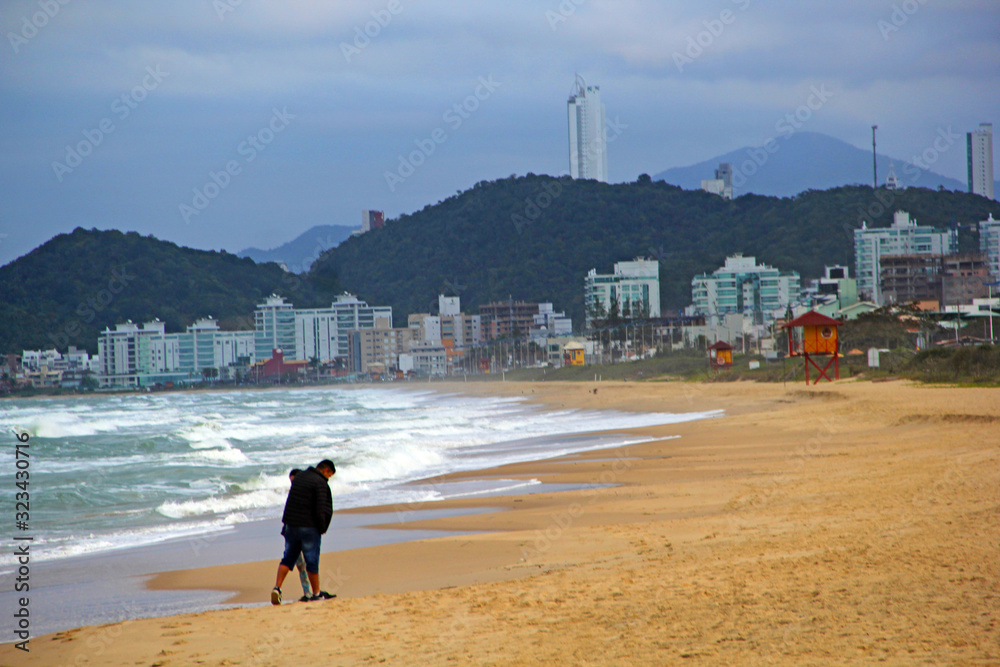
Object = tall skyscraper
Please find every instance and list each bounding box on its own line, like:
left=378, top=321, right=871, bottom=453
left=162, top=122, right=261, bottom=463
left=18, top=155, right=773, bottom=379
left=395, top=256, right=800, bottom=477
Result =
left=967, top=122, right=994, bottom=200
left=567, top=75, right=607, bottom=182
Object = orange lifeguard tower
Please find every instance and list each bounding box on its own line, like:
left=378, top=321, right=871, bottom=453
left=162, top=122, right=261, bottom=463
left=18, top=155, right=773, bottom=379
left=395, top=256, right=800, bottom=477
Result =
left=707, top=341, right=733, bottom=369
left=782, top=311, right=841, bottom=384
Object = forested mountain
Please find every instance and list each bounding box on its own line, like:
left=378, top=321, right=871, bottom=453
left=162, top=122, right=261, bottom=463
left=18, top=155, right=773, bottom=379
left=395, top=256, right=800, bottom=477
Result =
left=4, top=180, right=996, bottom=355
left=0, top=228, right=335, bottom=354
left=309, top=175, right=997, bottom=327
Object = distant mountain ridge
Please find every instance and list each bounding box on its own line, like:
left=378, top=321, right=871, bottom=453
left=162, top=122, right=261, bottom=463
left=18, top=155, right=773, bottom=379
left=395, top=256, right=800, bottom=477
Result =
left=238, top=224, right=356, bottom=272
left=653, top=131, right=999, bottom=199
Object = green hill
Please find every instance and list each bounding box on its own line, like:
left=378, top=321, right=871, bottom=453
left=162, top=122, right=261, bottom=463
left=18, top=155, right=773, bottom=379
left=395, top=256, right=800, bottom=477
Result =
left=0, top=228, right=334, bottom=354
left=3, top=180, right=994, bottom=355
left=309, top=175, right=996, bottom=326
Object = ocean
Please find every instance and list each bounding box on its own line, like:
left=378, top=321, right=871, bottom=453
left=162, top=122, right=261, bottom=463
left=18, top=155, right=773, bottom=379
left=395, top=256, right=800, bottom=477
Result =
left=1, top=385, right=720, bottom=634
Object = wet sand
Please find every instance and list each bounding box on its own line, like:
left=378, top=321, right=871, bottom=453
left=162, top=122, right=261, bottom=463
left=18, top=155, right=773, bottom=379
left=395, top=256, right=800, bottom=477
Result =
left=3, top=380, right=997, bottom=666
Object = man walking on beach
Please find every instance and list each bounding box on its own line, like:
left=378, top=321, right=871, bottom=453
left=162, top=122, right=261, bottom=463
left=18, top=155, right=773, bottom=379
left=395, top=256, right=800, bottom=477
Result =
left=271, top=459, right=337, bottom=604
left=286, top=469, right=313, bottom=601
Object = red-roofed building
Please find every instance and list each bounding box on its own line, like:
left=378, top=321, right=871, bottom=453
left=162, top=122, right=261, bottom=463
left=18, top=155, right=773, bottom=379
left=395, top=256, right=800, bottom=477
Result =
left=254, top=349, right=308, bottom=382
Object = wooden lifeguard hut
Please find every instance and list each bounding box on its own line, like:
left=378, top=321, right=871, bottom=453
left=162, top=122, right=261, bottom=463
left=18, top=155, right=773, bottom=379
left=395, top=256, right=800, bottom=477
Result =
left=707, top=340, right=733, bottom=369
left=782, top=311, right=841, bottom=384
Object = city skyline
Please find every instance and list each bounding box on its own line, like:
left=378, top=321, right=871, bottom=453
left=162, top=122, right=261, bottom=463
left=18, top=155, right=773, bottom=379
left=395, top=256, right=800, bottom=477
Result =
left=2, top=1, right=998, bottom=266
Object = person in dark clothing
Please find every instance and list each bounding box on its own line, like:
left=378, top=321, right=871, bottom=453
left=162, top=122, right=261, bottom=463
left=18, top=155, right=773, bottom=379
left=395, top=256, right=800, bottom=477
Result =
left=271, top=459, right=337, bottom=604
left=286, top=469, right=313, bottom=601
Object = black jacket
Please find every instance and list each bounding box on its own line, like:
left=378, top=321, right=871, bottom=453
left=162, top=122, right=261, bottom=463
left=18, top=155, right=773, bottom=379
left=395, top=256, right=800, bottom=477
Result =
left=281, top=467, right=333, bottom=534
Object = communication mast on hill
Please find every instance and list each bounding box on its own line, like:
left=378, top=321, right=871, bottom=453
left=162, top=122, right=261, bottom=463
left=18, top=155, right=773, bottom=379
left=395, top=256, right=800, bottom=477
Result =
left=871, top=125, right=878, bottom=189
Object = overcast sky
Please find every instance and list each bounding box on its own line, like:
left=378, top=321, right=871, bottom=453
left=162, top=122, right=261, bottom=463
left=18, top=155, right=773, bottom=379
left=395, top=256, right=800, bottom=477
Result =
left=2, top=0, right=998, bottom=266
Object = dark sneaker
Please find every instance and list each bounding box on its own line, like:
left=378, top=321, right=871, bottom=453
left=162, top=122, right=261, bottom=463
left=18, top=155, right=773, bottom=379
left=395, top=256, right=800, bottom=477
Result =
left=270, top=587, right=282, bottom=605
left=310, top=591, right=337, bottom=601
left=299, top=595, right=311, bottom=602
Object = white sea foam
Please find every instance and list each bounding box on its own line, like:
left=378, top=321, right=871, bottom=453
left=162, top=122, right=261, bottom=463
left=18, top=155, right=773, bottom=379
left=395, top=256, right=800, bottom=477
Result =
left=0, top=386, right=723, bottom=567
left=21, top=413, right=119, bottom=438
left=0, top=519, right=237, bottom=570
left=187, top=447, right=248, bottom=463
left=156, top=487, right=287, bottom=518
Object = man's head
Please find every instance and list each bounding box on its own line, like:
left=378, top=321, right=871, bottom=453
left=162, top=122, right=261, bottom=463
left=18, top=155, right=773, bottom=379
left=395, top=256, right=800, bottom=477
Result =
left=317, top=459, right=336, bottom=479
left=289, top=468, right=303, bottom=482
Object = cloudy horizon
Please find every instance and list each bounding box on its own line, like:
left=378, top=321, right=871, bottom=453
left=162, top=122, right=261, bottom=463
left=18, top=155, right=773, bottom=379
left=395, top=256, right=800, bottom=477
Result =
left=2, top=0, right=998, bottom=265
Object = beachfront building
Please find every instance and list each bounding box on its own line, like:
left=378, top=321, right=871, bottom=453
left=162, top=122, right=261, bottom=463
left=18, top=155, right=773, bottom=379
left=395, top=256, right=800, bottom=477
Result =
left=410, top=295, right=484, bottom=349
left=689, top=254, right=800, bottom=326
left=853, top=210, right=958, bottom=305
left=398, top=342, right=448, bottom=377
left=99, top=320, right=174, bottom=388
left=347, top=325, right=413, bottom=375
left=253, top=293, right=393, bottom=365
left=967, top=123, right=994, bottom=200
left=480, top=300, right=544, bottom=340
left=98, top=319, right=254, bottom=388
left=980, top=213, right=1000, bottom=280
left=567, top=75, right=608, bottom=182
left=295, top=293, right=393, bottom=363
left=20, top=346, right=100, bottom=386
left=584, top=258, right=661, bottom=328
left=254, top=295, right=296, bottom=363
left=529, top=303, right=573, bottom=346
left=404, top=295, right=486, bottom=375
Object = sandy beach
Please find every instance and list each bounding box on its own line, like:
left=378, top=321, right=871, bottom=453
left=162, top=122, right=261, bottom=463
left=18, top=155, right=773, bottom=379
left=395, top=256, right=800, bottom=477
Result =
left=3, top=379, right=997, bottom=666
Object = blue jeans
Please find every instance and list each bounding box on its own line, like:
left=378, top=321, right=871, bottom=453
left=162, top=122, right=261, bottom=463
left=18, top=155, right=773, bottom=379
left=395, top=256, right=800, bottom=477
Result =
left=280, top=526, right=321, bottom=573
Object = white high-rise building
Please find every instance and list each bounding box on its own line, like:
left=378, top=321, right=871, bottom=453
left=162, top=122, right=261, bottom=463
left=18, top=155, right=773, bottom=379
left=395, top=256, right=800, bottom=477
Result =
left=567, top=75, right=607, bottom=182
left=253, top=293, right=391, bottom=363
left=584, top=258, right=660, bottom=327
left=853, top=210, right=958, bottom=305
left=967, top=123, right=994, bottom=200
left=979, top=213, right=1000, bottom=280
left=293, top=294, right=392, bottom=363
left=98, top=319, right=254, bottom=388
left=689, top=254, right=800, bottom=326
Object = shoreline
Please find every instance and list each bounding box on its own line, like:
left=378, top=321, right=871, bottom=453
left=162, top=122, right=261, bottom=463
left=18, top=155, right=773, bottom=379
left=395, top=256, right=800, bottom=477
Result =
left=4, top=380, right=998, bottom=665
